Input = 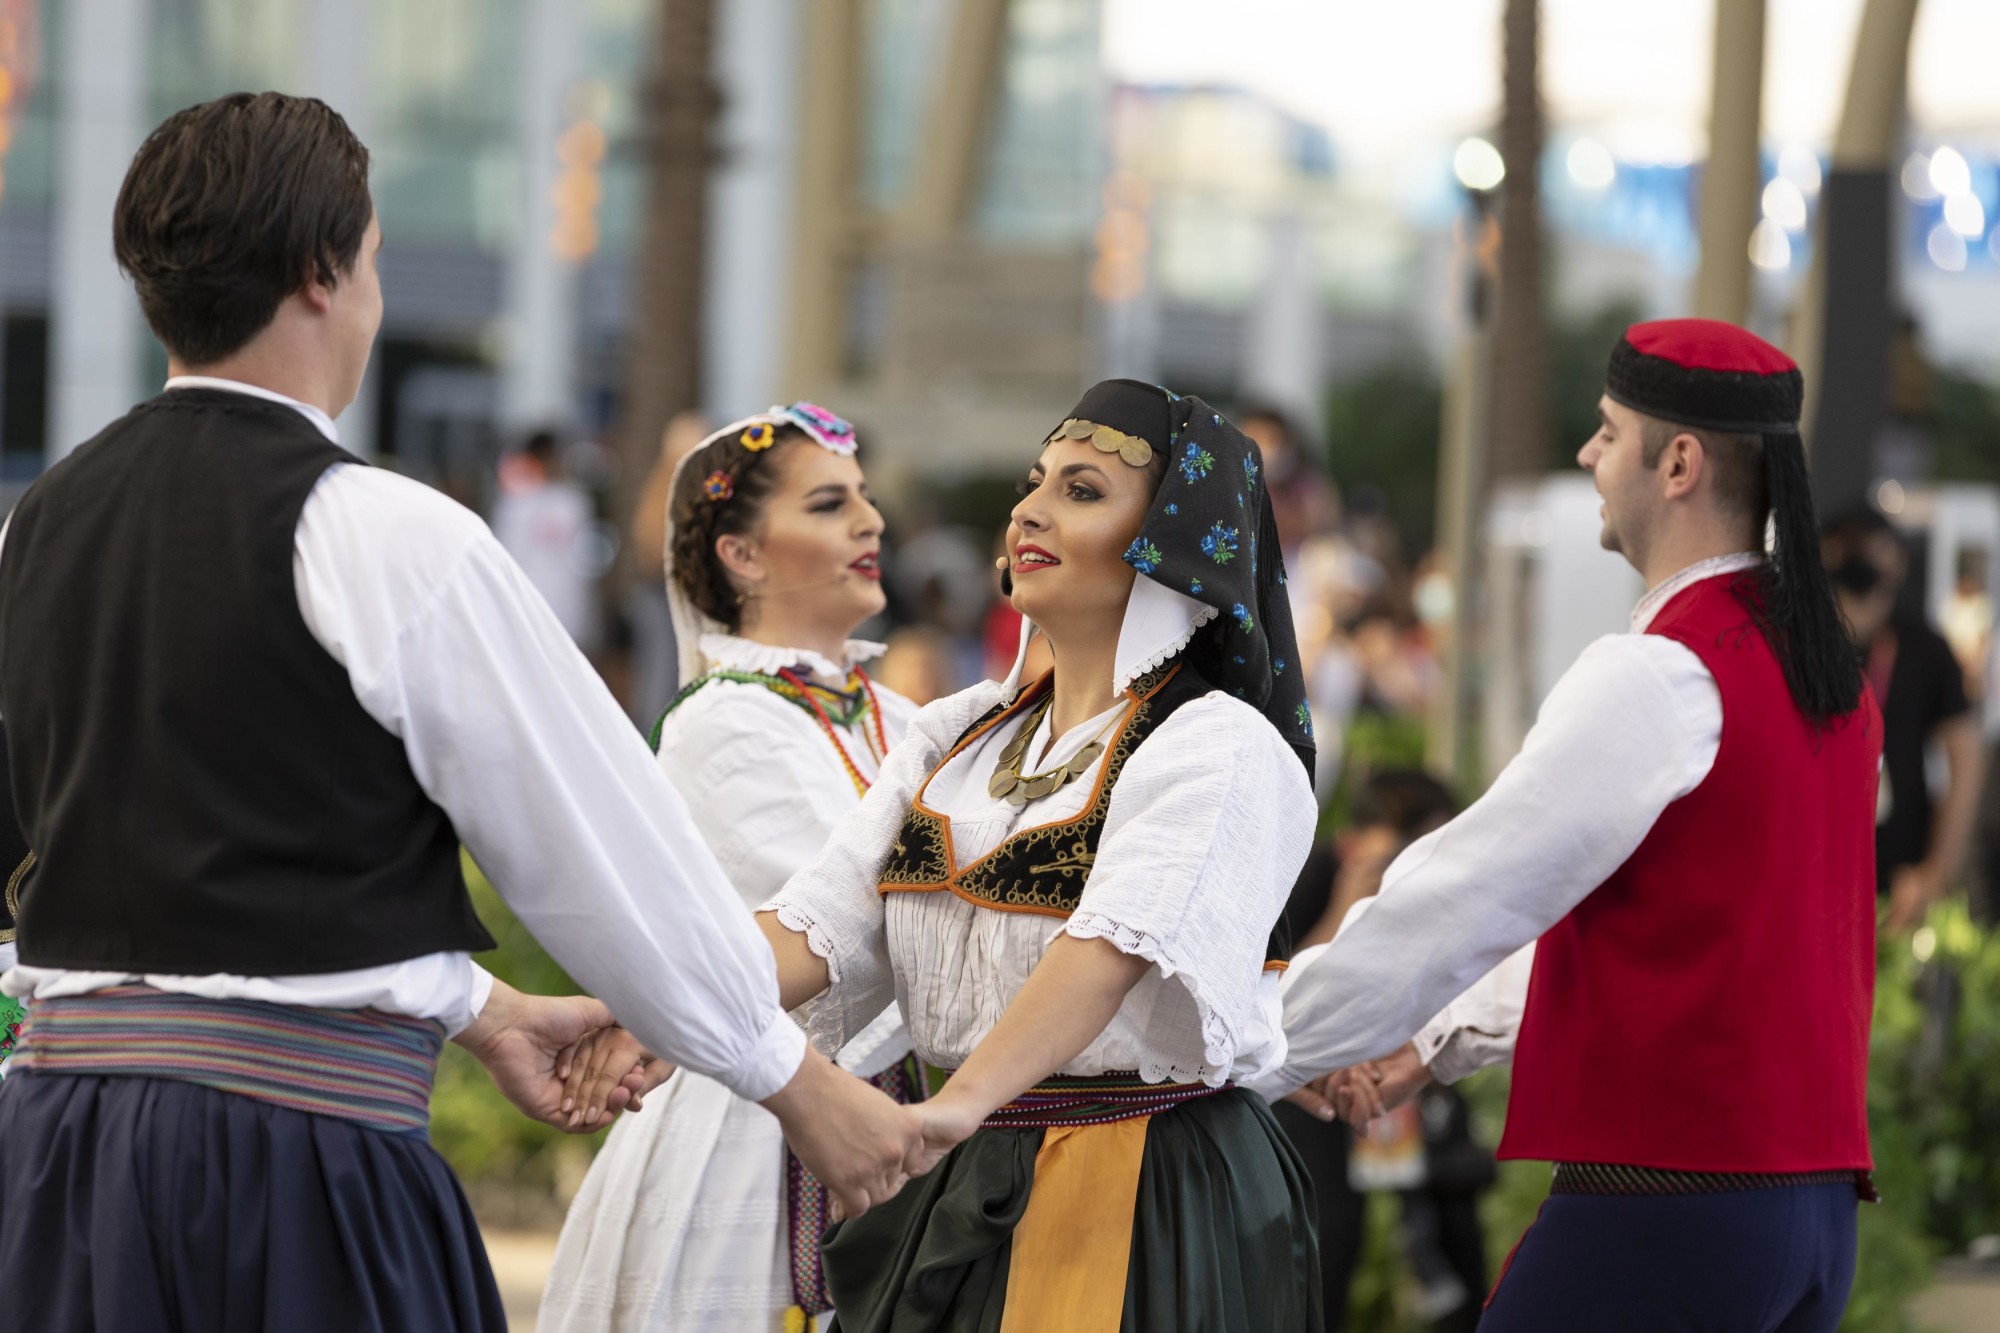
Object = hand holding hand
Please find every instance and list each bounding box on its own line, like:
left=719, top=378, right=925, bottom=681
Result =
left=557, top=1025, right=675, bottom=1130
left=763, top=1049, right=924, bottom=1220
left=907, top=1091, right=983, bottom=1178
left=1332, top=1041, right=1432, bottom=1130
left=1281, top=1072, right=1346, bottom=1122
left=454, top=979, right=645, bottom=1132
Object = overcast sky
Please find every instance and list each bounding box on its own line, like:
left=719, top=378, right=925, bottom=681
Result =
left=1103, top=0, right=2000, bottom=171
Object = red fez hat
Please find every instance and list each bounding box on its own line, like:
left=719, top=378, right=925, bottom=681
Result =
left=1604, top=318, right=1803, bottom=435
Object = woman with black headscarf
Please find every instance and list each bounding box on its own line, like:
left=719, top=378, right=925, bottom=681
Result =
left=757, top=380, right=1322, bottom=1330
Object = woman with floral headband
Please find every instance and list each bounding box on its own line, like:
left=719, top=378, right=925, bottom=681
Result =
left=541, top=404, right=926, bottom=1333
left=758, top=379, right=1323, bottom=1330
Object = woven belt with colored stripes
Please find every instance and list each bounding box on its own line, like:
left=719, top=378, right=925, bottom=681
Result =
left=1552, top=1162, right=1879, bottom=1202
left=981, top=1071, right=1226, bottom=1129
left=10, top=984, right=444, bottom=1135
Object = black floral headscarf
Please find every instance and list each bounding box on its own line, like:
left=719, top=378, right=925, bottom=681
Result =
left=1054, top=379, right=1315, bottom=775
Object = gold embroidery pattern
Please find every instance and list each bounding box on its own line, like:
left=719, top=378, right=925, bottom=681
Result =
left=878, top=660, right=1188, bottom=917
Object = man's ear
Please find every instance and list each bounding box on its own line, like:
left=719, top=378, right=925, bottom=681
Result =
left=1660, top=431, right=1705, bottom=501
left=716, top=533, right=761, bottom=586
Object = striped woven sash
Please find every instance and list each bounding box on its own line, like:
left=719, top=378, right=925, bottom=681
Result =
left=10, top=984, right=444, bottom=1135
left=983, top=1071, right=1225, bottom=1129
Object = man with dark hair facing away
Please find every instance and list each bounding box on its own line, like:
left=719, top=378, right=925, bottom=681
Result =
left=1262, top=320, right=1881, bottom=1330
left=0, top=93, right=923, bottom=1330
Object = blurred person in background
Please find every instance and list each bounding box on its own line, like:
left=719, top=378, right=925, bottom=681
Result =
left=494, top=428, right=603, bottom=655
left=544, top=404, right=926, bottom=1333
left=875, top=624, right=959, bottom=707
left=1274, top=770, right=1494, bottom=1333
left=886, top=508, right=991, bottom=692
left=624, top=409, right=709, bottom=727
left=1940, top=548, right=1991, bottom=705
left=1823, top=507, right=1985, bottom=930
left=1240, top=404, right=1382, bottom=796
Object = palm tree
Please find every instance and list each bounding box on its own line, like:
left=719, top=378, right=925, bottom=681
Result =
left=1487, top=0, right=1549, bottom=479
left=620, top=0, right=718, bottom=531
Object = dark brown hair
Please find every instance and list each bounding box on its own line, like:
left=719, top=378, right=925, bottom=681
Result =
left=1638, top=414, right=1765, bottom=523
left=669, top=425, right=812, bottom=631
left=114, top=93, right=373, bottom=365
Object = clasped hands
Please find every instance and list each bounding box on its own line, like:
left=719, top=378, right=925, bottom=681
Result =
left=452, top=978, right=673, bottom=1133
left=456, top=979, right=982, bottom=1220
left=1282, top=1040, right=1431, bottom=1129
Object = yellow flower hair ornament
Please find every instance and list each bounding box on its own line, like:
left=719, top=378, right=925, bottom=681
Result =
left=739, top=422, right=778, bottom=452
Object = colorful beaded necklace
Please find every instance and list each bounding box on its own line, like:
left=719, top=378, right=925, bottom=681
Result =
left=776, top=667, right=887, bottom=796
left=657, top=666, right=888, bottom=797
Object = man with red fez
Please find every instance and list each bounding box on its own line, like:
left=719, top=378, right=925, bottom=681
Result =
left=1258, top=318, right=1881, bottom=1329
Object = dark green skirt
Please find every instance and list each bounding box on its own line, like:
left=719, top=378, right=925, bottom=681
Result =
left=823, top=1087, right=1323, bottom=1332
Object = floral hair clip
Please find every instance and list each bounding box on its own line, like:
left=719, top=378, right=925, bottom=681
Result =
left=739, top=422, right=778, bottom=452
left=702, top=469, right=735, bottom=502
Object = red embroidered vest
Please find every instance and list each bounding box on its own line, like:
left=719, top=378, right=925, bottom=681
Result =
left=1498, top=573, right=1881, bottom=1172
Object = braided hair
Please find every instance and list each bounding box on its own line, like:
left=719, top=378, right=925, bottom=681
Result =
left=667, top=424, right=811, bottom=632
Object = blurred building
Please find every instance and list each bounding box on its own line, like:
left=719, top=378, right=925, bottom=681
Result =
left=0, top=0, right=665, bottom=498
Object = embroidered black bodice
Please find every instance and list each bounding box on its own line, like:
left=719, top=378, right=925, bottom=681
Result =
left=877, top=657, right=1291, bottom=964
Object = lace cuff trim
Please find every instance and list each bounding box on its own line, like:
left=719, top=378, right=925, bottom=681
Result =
left=1063, top=909, right=1240, bottom=1087
left=769, top=901, right=850, bottom=1057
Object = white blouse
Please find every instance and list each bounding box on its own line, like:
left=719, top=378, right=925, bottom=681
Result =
left=766, top=677, right=1318, bottom=1088
left=656, top=640, right=918, bottom=1078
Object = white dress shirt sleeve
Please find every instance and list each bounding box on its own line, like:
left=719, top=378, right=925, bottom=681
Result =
left=763, top=680, right=1009, bottom=1056
left=1257, top=633, right=1722, bottom=1096
left=294, top=465, right=805, bottom=1101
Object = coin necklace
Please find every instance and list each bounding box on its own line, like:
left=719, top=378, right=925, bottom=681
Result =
left=987, top=694, right=1123, bottom=806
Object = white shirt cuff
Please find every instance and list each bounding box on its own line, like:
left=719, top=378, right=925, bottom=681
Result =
left=457, top=962, right=497, bottom=1038
left=719, top=1009, right=811, bottom=1103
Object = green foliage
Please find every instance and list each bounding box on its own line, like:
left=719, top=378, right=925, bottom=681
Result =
left=1927, top=368, right=2000, bottom=486
left=427, top=856, right=603, bottom=1223
left=1548, top=301, right=1645, bottom=471
left=1321, top=363, right=1446, bottom=555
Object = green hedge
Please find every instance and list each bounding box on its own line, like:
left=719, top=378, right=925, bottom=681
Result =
left=428, top=857, right=603, bottom=1226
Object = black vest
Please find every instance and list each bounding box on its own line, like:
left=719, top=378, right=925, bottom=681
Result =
left=0, top=390, right=493, bottom=973
left=879, top=658, right=1290, bottom=964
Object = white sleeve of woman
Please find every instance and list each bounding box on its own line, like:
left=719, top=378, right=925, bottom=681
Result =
left=655, top=686, right=863, bottom=907
left=1063, top=693, right=1318, bottom=1076
left=763, top=680, right=1010, bottom=1055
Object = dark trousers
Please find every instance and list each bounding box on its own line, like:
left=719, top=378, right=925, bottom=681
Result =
left=1479, top=1183, right=1858, bottom=1332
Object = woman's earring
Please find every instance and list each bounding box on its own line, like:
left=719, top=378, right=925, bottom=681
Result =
left=994, top=555, right=1009, bottom=570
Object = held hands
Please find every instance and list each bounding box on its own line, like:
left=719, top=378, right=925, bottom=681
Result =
left=763, top=1048, right=928, bottom=1221
left=1282, top=1041, right=1432, bottom=1130
left=908, top=1090, right=984, bottom=1179
left=453, top=979, right=661, bottom=1133
left=558, top=1025, right=675, bottom=1129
